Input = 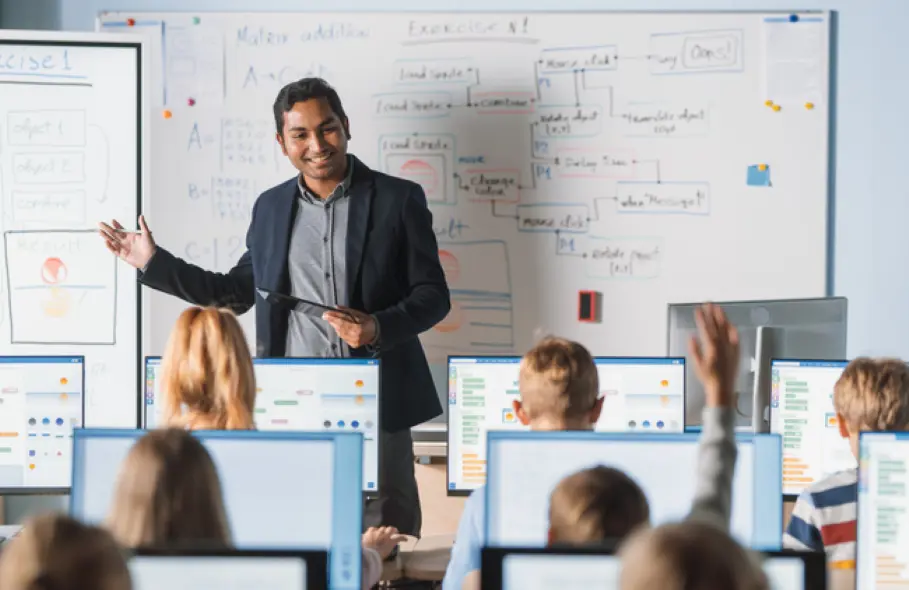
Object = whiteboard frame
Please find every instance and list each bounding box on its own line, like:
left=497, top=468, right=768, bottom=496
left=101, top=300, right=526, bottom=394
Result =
left=0, top=29, right=149, bottom=433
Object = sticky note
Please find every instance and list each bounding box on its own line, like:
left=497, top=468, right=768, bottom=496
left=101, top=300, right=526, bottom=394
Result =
left=747, top=165, right=771, bottom=187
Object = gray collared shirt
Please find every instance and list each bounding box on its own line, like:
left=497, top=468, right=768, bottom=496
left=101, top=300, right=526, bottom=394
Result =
left=285, top=157, right=354, bottom=357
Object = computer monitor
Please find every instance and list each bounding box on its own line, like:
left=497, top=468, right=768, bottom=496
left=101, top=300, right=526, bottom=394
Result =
left=447, top=356, right=685, bottom=494
left=70, top=429, right=363, bottom=590
left=857, top=432, right=909, bottom=589
left=129, top=549, right=327, bottom=590
left=0, top=356, right=85, bottom=493
left=480, top=547, right=825, bottom=590
left=667, top=297, right=847, bottom=431
left=485, top=431, right=782, bottom=550
left=144, top=356, right=380, bottom=494
left=770, top=359, right=855, bottom=499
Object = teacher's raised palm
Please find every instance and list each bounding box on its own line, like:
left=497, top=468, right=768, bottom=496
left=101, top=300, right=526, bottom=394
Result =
left=98, top=215, right=156, bottom=270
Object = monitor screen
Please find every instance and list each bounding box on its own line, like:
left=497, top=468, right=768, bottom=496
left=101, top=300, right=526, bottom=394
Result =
left=0, top=356, right=84, bottom=492
left=482, top=548, right=823, bottom=590
left=857, top=432, right=909, bottom=588
left=502, top=553, right=619, bottom=589
left=770, top=360, right=855, bottom=498
left=485, top=431, right=782, bottom=550
left=144, top=357, right=379, bottom=493
left=71, top=429, right=362, bottom=590
left=129, top=550, right=326, bottom=590
left=447, top=356, right=685, bottom=493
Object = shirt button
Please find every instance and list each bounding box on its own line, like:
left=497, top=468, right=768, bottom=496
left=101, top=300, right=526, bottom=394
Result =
left=325, top=272, right=330, bottom=279
left=323, top=236, right=328, bottom=243
left=331, top=344, right=338, bottom=351
left=324, top=203, right=330, bottom=210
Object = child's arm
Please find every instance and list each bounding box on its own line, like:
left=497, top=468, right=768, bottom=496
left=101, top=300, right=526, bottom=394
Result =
left=684, top=303, right=740, bottom=530
left=442, top=488, right=486, bottom=590
left=783, top=492, right=824, bottom=551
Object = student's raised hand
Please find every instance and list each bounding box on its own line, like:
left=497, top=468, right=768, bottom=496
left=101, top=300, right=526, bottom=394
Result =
left=361, top=526, right=407, bottom=559
left=688, top=303, right=740, bottom=408
left=98, top=215, right=156, bottom=270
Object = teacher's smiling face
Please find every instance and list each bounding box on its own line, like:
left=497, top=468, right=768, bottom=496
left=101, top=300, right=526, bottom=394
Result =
left=277, top=96, right=350, bottom=183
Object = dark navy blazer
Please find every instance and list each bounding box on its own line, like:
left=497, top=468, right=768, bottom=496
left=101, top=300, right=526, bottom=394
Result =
left=140, top=154, right=450, bottom=431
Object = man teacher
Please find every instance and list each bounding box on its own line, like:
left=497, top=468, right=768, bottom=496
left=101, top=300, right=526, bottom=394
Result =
left=99, top=78, right=450, bottom=538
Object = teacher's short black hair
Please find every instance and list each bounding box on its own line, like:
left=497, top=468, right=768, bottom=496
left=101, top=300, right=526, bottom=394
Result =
left=273, top=77, right=350, bottom=137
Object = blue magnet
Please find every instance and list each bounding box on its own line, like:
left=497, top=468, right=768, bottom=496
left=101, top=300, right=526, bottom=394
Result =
left=789, top=14, right=799, bottom=22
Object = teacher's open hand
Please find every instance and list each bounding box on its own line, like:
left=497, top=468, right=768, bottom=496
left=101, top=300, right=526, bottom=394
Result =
left=98, top=215, right=157, bottom=270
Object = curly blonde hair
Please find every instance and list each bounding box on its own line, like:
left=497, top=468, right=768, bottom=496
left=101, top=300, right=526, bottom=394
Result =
left=160, top=306, right=256, bottom=430
left=518, top=337, right=599, bottom=421
left=834, top=357, right=909, bottom=430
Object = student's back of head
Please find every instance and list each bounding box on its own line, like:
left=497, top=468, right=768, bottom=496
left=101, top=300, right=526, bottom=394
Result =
left=105, top=428, right=231, bottom=548
left=516, top=336, right=602, bottom=429
left=619, top=520, right=767, bottom=590
left=835, top=357, right=909, bottom=456
left=0, top=513, right=131, bottom=590
left=548, top=466, right=649, bottom=546
left=160, top=305, right=256, bottom=430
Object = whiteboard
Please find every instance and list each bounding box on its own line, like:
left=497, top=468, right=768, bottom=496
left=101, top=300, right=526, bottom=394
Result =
left=0, top=30, right=147, bottom=427
left=96, top=11, right=830, bottom=423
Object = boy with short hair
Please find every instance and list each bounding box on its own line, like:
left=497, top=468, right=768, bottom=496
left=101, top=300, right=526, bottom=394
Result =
left=442, top=303, right=740, bottom=590
left=784, top=357, right=909, bottom=568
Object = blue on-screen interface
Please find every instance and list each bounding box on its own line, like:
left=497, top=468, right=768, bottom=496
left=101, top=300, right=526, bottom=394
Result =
left=70, top=429, right=362, bottom=590
left=857, top=432, right=909, bottom=588
left=448, top=356, right=685, bottom=492
left=144, top=356, right=379, bottom=492
left=0, top=356, right=84, bottom=490
left=485, top=431, right=782, bottom=550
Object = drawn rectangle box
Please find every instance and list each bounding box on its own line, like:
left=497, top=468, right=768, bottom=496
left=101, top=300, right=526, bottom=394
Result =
left=11, top=190, right=87, bottom=224
left=536, top=105, right=603, bottom=139
left=11, top=153, right=86, bottom=184
left=517, top=203, right=589, bottom=234
left=539, top=45, right=618, bottom=73
left=393, top=58, right=474, bottom=85
left=463, top=168, right=520, bottom=203
left=7, top=110, right=87, bottom=147
left=615, top=181, right=711, bottom=216
left=649, top=29, right=744, bottom=75
left=472, top=91, right=535, bottom=115
left=585, top=236, right=663, bottom=280
left=4, top=230, right=116, bottom=345
left=385, top=153, right=451, bottom=205
left=556, top=147, right=637, bottom=179
left=372, top=91, right=452, bottom=119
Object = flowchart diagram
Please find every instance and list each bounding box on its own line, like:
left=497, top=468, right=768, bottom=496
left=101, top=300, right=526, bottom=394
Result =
left=98, top=11, right=830, bottom=367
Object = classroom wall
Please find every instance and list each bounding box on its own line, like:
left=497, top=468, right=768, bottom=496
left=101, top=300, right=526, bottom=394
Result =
left=1, top=0, right=908, bottom=521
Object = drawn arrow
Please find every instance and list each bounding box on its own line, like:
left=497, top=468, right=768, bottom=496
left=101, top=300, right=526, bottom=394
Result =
left=587, top=196, right=619, bottom=222
left=491, top=200, right=519, bottom=221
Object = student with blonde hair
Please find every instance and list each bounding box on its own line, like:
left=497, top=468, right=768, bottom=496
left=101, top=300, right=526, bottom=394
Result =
left=785, top=357, right=909, bottom=569
left=0, top=513, right=132, bottom=590
left=105, top=428, right=231, bottom=548
left=159, top=305, right=256, bottom=430
left=156, top=306, right=403, bottom=588
left=446, top=303, right=740, bottom=590
left=619, top=520, right=768, bottom=590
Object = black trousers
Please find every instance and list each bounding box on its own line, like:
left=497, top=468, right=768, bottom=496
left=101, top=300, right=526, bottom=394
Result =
left=363, top=428, right=422, bottom=537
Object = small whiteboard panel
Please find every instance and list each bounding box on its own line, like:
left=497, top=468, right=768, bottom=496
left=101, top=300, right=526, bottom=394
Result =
left=0, top=30, right=146, bottom=428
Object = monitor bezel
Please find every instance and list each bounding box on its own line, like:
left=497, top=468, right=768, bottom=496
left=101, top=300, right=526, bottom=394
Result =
left=129, top=547, right=328, bottom=590
left=0, top=355, right=86, bottom=495
left=445, top=354, right=688, bottom=496
left=142, top=354, right=381, bottom=498
left=481, top=546, right=825, bottom=590
left=768, top=357, right=850, bottom=501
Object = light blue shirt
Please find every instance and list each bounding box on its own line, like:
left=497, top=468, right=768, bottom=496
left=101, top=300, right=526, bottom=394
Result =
left=442, top=485, right=486, bottom=590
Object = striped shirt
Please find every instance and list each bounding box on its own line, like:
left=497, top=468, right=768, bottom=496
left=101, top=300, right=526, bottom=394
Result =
left=783, top=468, right=857, bottom=569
